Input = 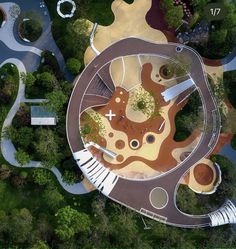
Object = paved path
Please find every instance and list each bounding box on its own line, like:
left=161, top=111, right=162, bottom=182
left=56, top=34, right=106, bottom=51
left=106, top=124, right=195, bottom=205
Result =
left=0, top=58, right=88, bottom=195
left=221, top=45, right=236, bottom=72
left=0, top=41, right=40, bottom=72
left=67, top=37, right=223, bottom=227
left=0, top=2, right=42, bottom=55
left=0, top=0, right=73, bottom=81
left=223, top=53, right=236, bottom=72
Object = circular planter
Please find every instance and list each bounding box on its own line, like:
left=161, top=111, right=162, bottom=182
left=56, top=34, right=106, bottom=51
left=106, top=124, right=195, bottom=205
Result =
left=159, top=64, right=174, bottom=79
left=57, top=0, right=76, bottom=19
left=0, top=7, right=7, bottom=28
left=18, top=19, right=43, bottom=42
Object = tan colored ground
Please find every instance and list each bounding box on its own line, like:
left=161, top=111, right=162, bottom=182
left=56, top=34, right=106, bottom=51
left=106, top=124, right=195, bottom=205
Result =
left=205, top=64, right=224, bottom=79
left=121, top=56, right=142, bottom=91
left=82, top=177, right=96, bottom=192
left=113, top=161, right=160, bottom=178
left=110, top=58, right=124, bottom=87
left=84, top=0, right=167, bottom=64
left=172, top=136, right=200, bottom=163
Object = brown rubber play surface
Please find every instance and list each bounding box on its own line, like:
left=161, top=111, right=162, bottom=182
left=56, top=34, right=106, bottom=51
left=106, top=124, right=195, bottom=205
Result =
left=80, top=61, right=202, bottom=178
left=193, top=164, right=214, bottom=185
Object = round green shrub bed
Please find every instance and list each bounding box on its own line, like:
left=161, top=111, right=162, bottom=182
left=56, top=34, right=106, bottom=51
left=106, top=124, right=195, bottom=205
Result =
left=231, top=134, right=236, bottom=150
left=66, top=58, right=81, bottom=75
left=60, top=2, right=73, bottom=15
left=19, top=19, right=42, bottom=42
left=159, top=64, right=174, bottom=79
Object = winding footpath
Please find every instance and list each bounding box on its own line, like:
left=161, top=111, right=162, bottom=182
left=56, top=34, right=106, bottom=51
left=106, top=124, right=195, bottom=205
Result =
left=0, top=1, right=87, bottom=194
left=0, top=58, right=88, bottom=194
left=0, top=0, right=73, bottom=80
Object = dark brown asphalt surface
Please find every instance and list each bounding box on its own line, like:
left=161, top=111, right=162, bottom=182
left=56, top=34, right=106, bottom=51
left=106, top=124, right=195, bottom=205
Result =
left=66, top=38, right=221, bottom=228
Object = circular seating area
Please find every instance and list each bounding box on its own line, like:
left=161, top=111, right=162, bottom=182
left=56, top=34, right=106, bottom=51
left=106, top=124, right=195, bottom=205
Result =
left=57, top=0, right=76, bottom=19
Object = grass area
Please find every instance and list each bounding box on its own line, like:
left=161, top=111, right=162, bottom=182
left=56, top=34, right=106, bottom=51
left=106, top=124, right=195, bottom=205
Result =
left=0, top=64, right=19, bottom=165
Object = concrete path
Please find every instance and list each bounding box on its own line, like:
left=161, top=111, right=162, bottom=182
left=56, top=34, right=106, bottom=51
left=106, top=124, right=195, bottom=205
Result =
left=0, top=2, right=42, bottom=55
left=223, top=55, right=236, bottom=72
left=0, top=0, right=73, bottom=81
left=222, top=46, right=236, bottom=72
left=0, top=58, right=88, bottom=195
left=0, top=41, right=40, bottom=72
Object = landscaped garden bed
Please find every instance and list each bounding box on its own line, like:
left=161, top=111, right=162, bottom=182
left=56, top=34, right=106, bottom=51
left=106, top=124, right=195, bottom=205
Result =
left=60, top=1, right=73, bottom=15
left=159, top=64, right=174, bottom=79
left=19, top=19, right=42, bottom=42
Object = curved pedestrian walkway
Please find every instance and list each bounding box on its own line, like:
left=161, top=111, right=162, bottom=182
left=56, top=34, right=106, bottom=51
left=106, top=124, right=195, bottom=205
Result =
left=0, top=58, right=88, bottom=195
left=0, top=2, right=42, bottom=55
left=9, top=0, right=73, bottom=81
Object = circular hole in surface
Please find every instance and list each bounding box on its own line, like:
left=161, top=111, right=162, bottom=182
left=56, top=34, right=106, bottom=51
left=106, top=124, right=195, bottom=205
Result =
left=146, top=135, right=155, bottom=144
left=130, top=139, right=139, bottom=149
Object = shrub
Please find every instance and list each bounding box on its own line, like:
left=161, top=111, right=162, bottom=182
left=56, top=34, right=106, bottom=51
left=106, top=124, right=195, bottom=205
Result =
left=14, top=149, right=31, bottom=166
left=66, top=58, right=81, bottom=75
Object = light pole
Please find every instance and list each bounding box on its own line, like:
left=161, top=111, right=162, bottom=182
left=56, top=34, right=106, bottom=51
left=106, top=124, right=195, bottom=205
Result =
left=141, top=216, right=151, bottom=230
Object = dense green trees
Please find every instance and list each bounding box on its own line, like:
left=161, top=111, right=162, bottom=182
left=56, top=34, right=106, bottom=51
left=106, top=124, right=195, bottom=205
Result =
left=66, top=58, right=81, bottom=75
left=190, top=0, right=236, bottom=58
left=31, top=240, right=50, bottom=249
left=19, top=19, right=43, bottom=42
left=0, top=64, right=18, bottom=105
left=174, top=91, right=202, bottom=141
left=9, top=208, right=33, bottom=243
left=37, top=72, right=56, bottom=92
left=161, top=0, right=184, bottom=29
left=54, top=18, right=89, bottom=63
left=34, top=128, right=62, bottom=168
left=211, top=155, right=236, bottom=201
left=14, top=149, right=31, bottom=166
left=43, top=90, right=68, bottom=113
left=32, top=168, right=53, bottom=186
left=43, top=186, right=64, bottom=211
left=223, top=70, right=236, bottom=109
left=21, top=72, right=36, bottom=87
left=55, top=206, right=91, bottom=240
left=18, top=11, right=43, bottom=42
